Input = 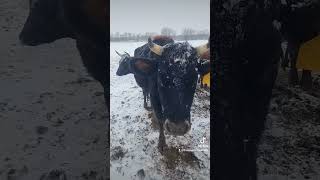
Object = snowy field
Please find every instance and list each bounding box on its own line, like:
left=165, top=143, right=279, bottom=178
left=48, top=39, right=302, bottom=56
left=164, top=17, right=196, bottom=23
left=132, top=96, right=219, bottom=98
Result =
left=110, top=40, right=210, bottom=180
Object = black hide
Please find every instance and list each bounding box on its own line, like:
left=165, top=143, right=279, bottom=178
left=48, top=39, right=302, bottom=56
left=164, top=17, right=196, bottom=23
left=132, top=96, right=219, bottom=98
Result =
left=19, top=0, right=107, bottom=105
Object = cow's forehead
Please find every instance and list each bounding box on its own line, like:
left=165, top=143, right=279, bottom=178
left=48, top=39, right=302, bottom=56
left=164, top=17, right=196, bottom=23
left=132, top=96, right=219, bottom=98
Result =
left=162, top=42, right=197, bottom=66
left=119, top=55, right=129, bottom=64
left=158, top=42, right=198, bottom=79
left=163, top=42, right=195, bottom=59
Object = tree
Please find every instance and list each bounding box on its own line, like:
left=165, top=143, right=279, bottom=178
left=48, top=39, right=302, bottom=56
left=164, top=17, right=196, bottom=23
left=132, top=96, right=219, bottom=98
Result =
left=160, top=27, right=176, bottom=37
left=182, top=28, right=195, bottom=40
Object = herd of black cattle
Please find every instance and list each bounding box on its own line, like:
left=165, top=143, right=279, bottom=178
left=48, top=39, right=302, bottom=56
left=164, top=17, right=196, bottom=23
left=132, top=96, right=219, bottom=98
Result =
left=17, top=0, right=319, bottom=179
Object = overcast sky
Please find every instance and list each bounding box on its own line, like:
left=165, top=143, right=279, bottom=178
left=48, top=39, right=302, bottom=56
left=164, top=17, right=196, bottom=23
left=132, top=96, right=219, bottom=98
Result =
left=110, top=0, right=210, bottom=34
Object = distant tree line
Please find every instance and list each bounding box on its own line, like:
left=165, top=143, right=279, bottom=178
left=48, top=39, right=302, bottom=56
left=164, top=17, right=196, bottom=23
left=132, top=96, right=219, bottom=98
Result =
left=110, top=27, right=209, bottom=42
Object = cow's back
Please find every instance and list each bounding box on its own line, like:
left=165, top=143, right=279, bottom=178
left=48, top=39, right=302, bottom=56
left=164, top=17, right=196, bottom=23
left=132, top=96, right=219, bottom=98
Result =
left=63, top=0, right=107, bottom=47
left=134, top=36, right=174, bottom=59
left=281, top=3, right=320, bottom=44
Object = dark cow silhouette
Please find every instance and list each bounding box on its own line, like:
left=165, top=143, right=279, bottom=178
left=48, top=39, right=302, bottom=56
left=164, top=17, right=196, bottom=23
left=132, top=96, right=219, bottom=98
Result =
left=116, top=36, right=210, bottom=152
left=212, top=0, right=319, bottom=179
left=280, top=2, right=320, bottom=90
left=116, top=51, right=152, bottom=110
left=212, top=1, right=282, bottom=179
left=19, top=0, right=107, bottom=104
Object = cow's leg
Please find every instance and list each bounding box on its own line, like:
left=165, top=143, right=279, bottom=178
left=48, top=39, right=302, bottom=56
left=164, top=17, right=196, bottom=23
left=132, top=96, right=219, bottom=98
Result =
left=300, top=69, right=312, bottom=90
left=288, top=57, right=299, bottom=86
left=149, top=86, right=167, bottom=153
left=143, top=90, right=147, bottom=109
left=143, top=90, right=152, bottom=111
left=281, top=45, right=289, bottom=70
left=288, top=44, right=299, bottom=86
left=200, top=76, right=204, bottom=88
left=146, top=93, right=152, bottom=111
left=246, top=141, right=258, bottom=180
left=158, top=119, right=167, bottom=154
left=75, top=39, right=107, bottom=105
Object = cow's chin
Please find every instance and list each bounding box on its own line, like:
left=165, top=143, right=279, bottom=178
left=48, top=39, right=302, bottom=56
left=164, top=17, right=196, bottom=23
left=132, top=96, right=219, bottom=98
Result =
left=164, top=119, right=191, bottom=136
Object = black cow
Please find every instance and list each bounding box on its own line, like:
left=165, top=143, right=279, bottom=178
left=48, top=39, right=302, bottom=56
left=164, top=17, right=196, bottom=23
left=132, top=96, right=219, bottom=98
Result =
left=116, top=36, right=210, bottom=152
left=212, top=1, right=282, bottom=179
left=280, top=1, right=320, bottom=90
left=212, top=0, right=319, bottom=179
left=116, top=51, right=152, bottom=110
left=19, top=0, right=107, bottom=104
left=116, top=36, right=175, bottom=110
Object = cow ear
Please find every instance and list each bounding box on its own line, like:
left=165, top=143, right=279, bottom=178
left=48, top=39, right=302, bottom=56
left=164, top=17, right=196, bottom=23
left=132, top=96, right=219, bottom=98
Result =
left=197, top=60, right=210, bottom=76
left=131, top=58, right=157, bottom=76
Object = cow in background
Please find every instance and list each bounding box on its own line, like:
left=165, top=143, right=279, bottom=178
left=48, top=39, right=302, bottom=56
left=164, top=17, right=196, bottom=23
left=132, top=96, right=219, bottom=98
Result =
left=116, top=36, right=174, bottom=110
left=280, top=1, right=320, bottom=90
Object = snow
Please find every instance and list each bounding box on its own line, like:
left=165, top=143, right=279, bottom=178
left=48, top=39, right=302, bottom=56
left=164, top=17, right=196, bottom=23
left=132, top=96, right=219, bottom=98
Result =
left=110, top=40, right=210, bottom=180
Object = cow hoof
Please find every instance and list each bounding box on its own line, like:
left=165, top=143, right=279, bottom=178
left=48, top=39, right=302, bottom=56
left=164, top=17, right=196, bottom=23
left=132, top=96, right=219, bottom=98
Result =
left=300, top=70, right=312, bottom=91
left=288, top=69, right=299, bottom=86
left=39, top=169, right=67, bottom=180
left=158, top=133, right=167, bottom=154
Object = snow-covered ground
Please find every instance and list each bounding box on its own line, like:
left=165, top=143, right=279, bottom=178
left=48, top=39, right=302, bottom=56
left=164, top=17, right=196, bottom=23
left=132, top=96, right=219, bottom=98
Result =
left=110, top=40, right=210, bottom=180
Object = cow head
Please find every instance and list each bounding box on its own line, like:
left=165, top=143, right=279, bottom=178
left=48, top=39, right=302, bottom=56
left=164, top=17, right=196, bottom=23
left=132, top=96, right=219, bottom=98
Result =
left=19, top=0, right=74, bottom=46
left=126, top=37, right=210, bottom=135
left=115, top=51, right=132, bottom=76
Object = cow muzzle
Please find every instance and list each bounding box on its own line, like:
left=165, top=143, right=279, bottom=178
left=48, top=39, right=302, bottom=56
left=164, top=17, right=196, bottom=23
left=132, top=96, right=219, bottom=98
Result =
left=164, top=119, right=191, bottom=136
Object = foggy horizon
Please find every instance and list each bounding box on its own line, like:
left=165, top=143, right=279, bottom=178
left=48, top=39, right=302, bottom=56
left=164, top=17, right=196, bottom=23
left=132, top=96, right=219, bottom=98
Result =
left=110, top=0, right=210, bottom=34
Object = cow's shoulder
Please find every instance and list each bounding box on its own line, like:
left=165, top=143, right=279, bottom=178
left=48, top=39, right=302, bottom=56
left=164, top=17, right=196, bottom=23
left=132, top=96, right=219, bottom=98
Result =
left=134, top=36, right=174, bottom=58
left=134, top=44, right=150, bottom=58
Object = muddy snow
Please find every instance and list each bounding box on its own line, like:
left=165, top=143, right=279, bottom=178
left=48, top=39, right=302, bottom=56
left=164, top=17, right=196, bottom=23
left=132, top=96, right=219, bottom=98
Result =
left=257, top=70, right=320, bottom=179
left=110, top=40, right=210, bottom=180
left=0, top=0, right=108, bottom=179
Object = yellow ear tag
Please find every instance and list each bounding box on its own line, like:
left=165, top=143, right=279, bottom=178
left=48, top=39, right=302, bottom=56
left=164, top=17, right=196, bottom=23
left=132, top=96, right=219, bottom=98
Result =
left=202, top=73, right=210, bottom=88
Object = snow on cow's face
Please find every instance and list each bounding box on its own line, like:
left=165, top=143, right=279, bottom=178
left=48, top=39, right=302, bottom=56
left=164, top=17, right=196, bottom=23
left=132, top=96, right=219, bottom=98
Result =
left=156, top=42, right=198, bottom=123
left=125, top=40, right=210, bottom=135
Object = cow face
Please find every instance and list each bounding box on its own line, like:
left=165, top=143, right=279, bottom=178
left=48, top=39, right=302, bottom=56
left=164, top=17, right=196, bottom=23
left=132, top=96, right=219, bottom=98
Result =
left=19, top=0, right=74, bottom=46
left=115, top=51, right=132, bottom=76
left=131, top=38, right=210, bottom=135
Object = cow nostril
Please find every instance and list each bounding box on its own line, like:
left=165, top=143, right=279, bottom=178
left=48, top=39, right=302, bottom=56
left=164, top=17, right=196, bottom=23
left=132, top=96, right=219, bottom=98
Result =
left=164, top=119, right=191, bottom=135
